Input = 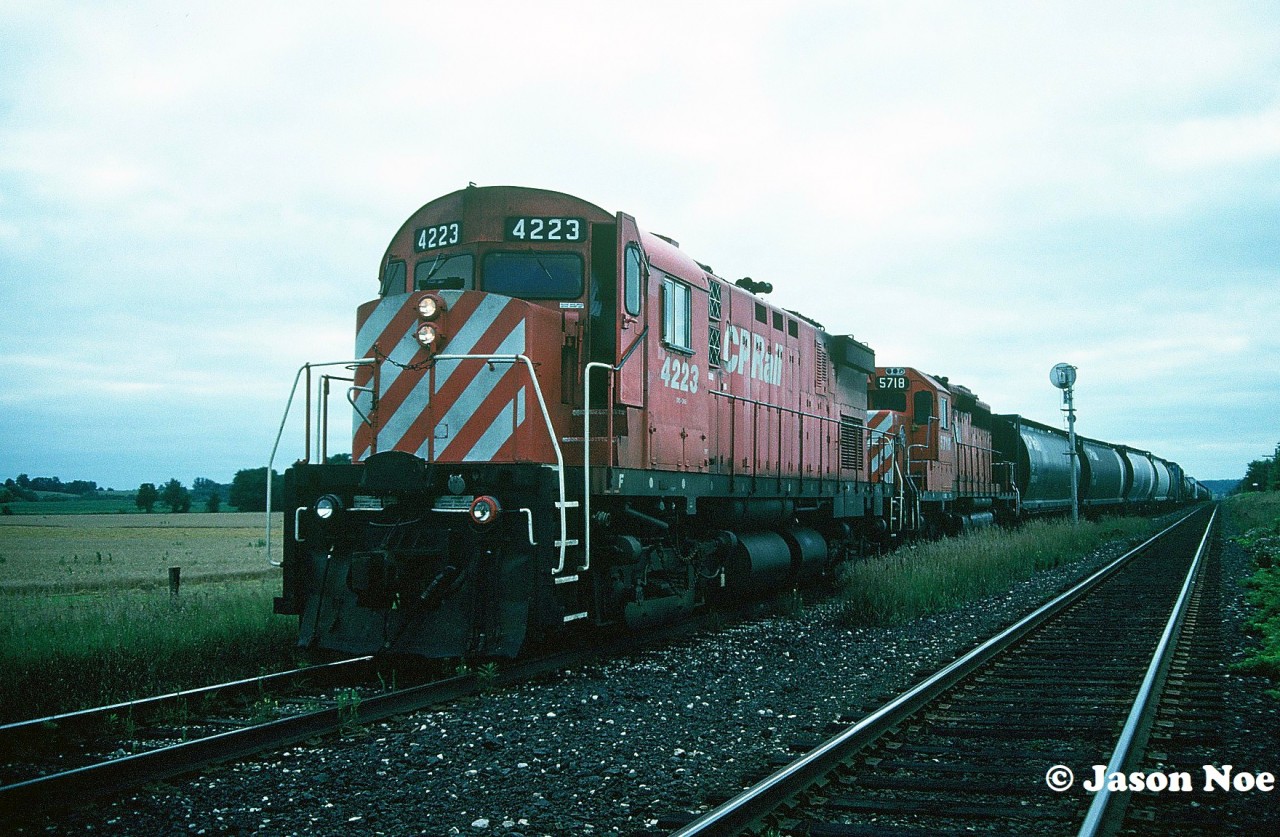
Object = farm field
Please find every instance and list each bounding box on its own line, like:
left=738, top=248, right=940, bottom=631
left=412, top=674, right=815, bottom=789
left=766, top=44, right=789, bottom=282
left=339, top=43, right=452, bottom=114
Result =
left=0, top=513, right=298, bottom=721
left=0, top=512, right=283, bottom=591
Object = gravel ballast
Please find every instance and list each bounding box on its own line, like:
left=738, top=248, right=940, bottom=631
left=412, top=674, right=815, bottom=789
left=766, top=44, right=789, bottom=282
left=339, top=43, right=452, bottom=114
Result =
left=18, top=521, right=1280, bottom=835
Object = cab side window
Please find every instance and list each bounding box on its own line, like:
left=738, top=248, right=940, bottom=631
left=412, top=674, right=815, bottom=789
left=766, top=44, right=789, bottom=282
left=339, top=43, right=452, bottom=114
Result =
left=381, top=260, right=407, bottom=296
left=662, top=276, right=692, bottom=352
left=624, top=244, right=642, bottom=316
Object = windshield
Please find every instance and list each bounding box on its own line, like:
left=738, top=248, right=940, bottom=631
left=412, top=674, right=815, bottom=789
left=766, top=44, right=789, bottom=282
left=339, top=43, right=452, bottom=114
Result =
left=414, top=253, right=474, bottom=291
left=482, top=251, right=583, bottom=299
left=869, top=389, right=907, bottom=412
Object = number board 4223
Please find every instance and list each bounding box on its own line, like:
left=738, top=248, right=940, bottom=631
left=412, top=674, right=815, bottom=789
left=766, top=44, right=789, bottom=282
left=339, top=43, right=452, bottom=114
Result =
left=504, top=216, right=585, bottom=242
left=415, top=222, right=461, bottom=252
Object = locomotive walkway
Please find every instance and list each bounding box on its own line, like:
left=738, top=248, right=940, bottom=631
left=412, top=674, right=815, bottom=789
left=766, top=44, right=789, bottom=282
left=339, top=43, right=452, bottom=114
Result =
left=657, top=504, right=1224, bottom=836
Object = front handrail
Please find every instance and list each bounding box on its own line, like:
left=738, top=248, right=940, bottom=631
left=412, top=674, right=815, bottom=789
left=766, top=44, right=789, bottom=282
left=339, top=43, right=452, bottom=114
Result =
left=266, top=359, right=376, bottom=567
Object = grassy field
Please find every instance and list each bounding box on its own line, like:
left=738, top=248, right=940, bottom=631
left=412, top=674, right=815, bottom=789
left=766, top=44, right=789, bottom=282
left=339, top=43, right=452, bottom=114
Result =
left=837, top=516, right=1156, bottom=626
left=1225, top=493, right=1280, bottom=698
left=0, top=513, right=299, bottom=722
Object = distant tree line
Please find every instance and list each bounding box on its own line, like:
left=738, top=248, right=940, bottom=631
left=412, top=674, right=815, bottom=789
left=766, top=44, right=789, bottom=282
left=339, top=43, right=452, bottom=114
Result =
left=1, top=474, right=99, bottom=503
left=134, top=477, right=230, bottom=513
left=1241, top=442, right=1280, bottom=492
left=6, top=454, right=350, bottom=514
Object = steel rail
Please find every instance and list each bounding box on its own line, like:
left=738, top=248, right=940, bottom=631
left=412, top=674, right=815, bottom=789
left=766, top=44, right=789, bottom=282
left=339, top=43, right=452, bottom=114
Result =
left=1077, top=505, right=1219, bottom=836
left=667, top=508, right=1208, bottom=836
left=0, top=670, right=479, bottom=815
left=0, top=657, right=373, bottom=738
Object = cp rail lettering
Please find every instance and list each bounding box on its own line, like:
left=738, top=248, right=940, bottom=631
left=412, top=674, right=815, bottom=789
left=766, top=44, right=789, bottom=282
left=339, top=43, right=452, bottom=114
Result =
left=720, top=326, right=784, bottom=385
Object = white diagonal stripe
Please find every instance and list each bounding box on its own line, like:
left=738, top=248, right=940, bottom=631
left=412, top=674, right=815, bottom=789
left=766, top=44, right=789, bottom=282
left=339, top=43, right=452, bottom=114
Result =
left=432, top=294, right=513, bottom=394
left=432, top=319, right=526, bottom=455
left=356, top=294, right=407, bottom=356
left=464, top=387, right=526, bottom=461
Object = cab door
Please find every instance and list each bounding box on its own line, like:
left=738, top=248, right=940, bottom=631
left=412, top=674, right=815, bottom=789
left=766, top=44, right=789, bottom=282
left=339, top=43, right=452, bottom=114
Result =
left=615, top=213, right=647, bottom=407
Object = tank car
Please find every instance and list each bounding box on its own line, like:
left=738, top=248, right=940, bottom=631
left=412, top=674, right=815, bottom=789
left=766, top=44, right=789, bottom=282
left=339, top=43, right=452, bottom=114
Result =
left=273, top=185, right=889, bottom=659
left=990, top=414, right=1078, bottom=515
left=1077, top=436, right=1127, bottom=508
left=1120, top=446, right=1159, bottom=506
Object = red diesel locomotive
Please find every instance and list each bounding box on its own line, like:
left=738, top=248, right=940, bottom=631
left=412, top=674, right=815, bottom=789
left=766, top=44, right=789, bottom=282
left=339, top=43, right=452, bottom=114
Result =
left=274, top=185, right=888, bottom=658
left=273, top=185, right=1205, bottom=660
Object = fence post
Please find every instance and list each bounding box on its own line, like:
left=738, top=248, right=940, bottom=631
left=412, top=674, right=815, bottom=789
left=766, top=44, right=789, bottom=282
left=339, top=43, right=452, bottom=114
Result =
left=169, top=566, right=181, bottom=597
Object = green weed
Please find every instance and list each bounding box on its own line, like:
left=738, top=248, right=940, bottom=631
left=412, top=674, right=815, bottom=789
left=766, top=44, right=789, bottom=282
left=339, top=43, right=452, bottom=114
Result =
left=1228, top=494, right=1280, bottom=699
left=837, top=516, right=1152, bottom=626
left=336, top=688, right=363, bottom=732
left=475, top=661, right=500, bottom=693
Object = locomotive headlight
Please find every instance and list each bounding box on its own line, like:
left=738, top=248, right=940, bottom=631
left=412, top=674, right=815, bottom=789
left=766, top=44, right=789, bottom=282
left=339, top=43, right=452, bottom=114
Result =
left=315, top=494, right=343, bottom=520
left=415, top=322, right=444, bottom=349
left=468, top=495, right=501, bottom=526
left=416, top=293, right=446, bottom=320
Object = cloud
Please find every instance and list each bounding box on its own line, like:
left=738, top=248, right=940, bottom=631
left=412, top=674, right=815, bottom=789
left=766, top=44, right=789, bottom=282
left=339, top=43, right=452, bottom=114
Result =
left=1, top=1, right=1278, bottom=484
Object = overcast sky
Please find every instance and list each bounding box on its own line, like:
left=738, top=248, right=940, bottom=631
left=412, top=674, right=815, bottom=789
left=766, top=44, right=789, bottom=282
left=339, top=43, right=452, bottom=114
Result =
left=2, top=1, right=1277, bottom=489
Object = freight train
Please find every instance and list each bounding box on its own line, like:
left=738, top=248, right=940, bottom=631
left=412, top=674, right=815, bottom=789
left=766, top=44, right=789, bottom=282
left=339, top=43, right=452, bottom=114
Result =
left=272, top=185, right=1205, bottom=659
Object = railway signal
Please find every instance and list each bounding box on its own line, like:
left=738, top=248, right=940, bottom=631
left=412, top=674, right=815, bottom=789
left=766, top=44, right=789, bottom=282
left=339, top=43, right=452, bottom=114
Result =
left=1051, top=362, right=1080, bottom=524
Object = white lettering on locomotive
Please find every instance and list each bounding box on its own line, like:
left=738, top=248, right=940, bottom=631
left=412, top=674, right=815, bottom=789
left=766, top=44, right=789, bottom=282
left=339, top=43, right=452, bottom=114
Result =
left=720, top=326, right=783, bottom=385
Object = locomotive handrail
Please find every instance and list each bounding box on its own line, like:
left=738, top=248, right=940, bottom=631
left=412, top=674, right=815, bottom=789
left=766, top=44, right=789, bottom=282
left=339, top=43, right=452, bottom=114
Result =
left=266, top=359, right=377, bottom=567
left=317, top=373, right=357, bottom=462
left=346, top=382, right=374, bottom=429
left=582, top=361, right=618, bottom=574
left=864, top=421, right=907, bottom=532
left=429, top=352, right=571, bottom=574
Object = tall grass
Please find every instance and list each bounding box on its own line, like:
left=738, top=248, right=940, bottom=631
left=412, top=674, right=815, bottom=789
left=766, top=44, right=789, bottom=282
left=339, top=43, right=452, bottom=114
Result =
left=0, top=579, right=301, bottom=723
left=1226, top=492, right=1280, bottom=534
left=1227, top=493, right=1280, bottom=699
left=838, top=517, right=1153, bottom=626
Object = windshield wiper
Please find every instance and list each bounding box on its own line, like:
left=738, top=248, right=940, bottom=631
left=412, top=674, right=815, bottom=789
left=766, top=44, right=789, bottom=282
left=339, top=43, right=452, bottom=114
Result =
left=416, top=253, right=446, bottom=288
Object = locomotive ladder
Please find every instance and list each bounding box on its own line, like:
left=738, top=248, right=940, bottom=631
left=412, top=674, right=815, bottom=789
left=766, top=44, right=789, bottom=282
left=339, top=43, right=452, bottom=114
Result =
left=579, top=362, right=617, bottom=577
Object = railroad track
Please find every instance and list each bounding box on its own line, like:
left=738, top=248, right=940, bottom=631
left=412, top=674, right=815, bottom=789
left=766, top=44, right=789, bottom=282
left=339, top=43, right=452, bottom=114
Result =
left=0, top=609, right=722, bottom=823
left=0, top=655, right=375, bottom=751
left=0, top=659, right=540, bottom=818
left=658, top=505, right=1221, bottom=836
left=0, top=656, right=390, bottom=812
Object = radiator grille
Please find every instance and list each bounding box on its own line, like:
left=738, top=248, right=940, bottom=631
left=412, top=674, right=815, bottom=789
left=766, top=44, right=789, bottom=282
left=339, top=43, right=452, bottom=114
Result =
left=840, top=415, right=864, bottom=470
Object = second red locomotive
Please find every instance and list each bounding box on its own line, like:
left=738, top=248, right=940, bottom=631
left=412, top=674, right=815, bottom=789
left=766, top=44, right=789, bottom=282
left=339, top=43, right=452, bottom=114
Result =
left=273, top=185, right=1204, bottom=660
